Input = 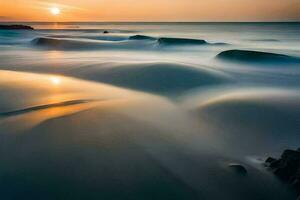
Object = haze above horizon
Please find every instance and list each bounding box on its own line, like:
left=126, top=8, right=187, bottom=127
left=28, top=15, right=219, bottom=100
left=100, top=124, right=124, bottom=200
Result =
left=1, top=0, right=300, bottom=22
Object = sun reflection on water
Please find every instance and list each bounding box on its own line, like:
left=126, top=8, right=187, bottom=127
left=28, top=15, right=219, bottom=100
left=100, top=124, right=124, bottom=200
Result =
left=50, top=76, right=62, bottom=85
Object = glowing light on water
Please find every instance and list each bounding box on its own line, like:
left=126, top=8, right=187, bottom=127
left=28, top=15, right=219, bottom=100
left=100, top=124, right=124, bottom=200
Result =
left=50, top=76, right=61, bottom=85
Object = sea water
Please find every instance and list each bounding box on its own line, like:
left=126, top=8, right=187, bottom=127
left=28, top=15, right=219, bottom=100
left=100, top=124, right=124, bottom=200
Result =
left=0, top=22, right=299, bottom=200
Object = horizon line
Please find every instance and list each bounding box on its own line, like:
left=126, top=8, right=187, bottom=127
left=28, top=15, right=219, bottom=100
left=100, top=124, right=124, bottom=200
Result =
left=1, top=21, right=300, bottom=23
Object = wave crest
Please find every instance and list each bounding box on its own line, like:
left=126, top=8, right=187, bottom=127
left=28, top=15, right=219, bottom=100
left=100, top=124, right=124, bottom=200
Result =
left=70, top=62, right=232, bottom=94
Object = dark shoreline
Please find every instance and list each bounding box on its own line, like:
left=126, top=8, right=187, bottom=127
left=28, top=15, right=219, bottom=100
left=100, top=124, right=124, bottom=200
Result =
left=0, top=24, right=34, bottom=30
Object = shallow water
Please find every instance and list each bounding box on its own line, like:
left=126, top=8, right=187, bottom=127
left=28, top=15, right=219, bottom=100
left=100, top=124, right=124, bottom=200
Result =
left=0, top=22, right=300, bottom=200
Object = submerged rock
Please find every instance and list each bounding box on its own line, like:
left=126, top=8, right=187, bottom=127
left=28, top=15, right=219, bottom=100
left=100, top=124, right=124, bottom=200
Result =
left=158, top=37, right=207, bottom=46
left=0, top=25, right=34, bottom=30
left=129, top=35, right=156, bottom=40
left=216, top=49, right=300, bottom=64
left=265, top=148, right=300, bottom=199
left=32, top=37, right=64, bottom=47
left=228, top=163, right=248, bottom=176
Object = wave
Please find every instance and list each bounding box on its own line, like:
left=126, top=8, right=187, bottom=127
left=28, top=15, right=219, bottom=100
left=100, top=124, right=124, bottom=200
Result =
left=0, top=29, right=36, bottom=45
left=43, top=35, right=210, bottom=46
left=131, top=36, right=229, bottom=46
left=31, top=37, right=153, bottom=50
left=248, top=39, right=279, bottom=42
left=31, top=37, right=124, bottom=50
left=46, top=34, right=128, bottom=41
left=69, top=62, right=232, bottom=94
left=195, top=88, right=300, bottom=154
left=30, top=35, right=228, bottom=50
left=130, top=35, right=227, bottom=46
left=129, top=35, right=211, bottom=45
left=216, top=49, right=300, bottom=64
left=40, top=29, right=136, bottom=33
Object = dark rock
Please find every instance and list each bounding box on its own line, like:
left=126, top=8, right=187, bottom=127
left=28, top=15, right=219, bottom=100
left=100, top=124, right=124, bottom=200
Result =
left=274, top=150, right=300, bottom=182
left=103, top=30, right=109, bottom=34
left=129, top=35, right=156, bottom=40
left=265, top=157, right=281, bottom=168
left=270, top=159, right=281, bottom=169
left=158, top=37, right=207, bottom=46
left=0, top=25, right=34, bottom=30
left=265, top=148, right=300, bottom=199
left=266, top=157, right=277, bottom=164
left=216, top=49, right=300, bottom=64
left=228, top=163, right=248, bottom=176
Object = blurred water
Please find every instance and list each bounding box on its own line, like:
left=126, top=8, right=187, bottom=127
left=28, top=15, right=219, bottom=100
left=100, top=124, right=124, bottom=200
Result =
left=0, top=22, right=299, bottom=200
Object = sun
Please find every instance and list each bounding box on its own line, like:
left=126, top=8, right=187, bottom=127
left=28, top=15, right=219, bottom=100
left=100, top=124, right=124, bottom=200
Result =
left=50, top=7, right=60, bottom=16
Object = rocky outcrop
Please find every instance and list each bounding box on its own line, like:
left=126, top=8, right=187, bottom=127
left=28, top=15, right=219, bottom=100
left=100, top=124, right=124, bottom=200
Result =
left=158, top=37, right=208, bottom=46
left=129, top=35, right=156, bottom=40
left=0, top=25, right=34, bottom=30
left=216, top=49, right=300, bottom=64
left=265, top=148, right=300, bottom=199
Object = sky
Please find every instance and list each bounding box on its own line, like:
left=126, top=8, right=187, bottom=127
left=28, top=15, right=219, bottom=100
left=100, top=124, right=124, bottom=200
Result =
left=0, top=0, right=300, bottom=22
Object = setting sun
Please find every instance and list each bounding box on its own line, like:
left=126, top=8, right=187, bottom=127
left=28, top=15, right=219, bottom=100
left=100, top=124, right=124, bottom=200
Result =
left=50, top=7, right=60, bottom=16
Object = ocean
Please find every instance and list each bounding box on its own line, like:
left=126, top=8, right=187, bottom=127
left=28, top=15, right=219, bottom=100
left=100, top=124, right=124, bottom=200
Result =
left=0, top=22, right=299, bottom=199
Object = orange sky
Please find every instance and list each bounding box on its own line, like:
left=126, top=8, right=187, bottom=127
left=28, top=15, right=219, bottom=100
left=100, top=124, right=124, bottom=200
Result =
left=1, top=0, right=300, bottom=22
